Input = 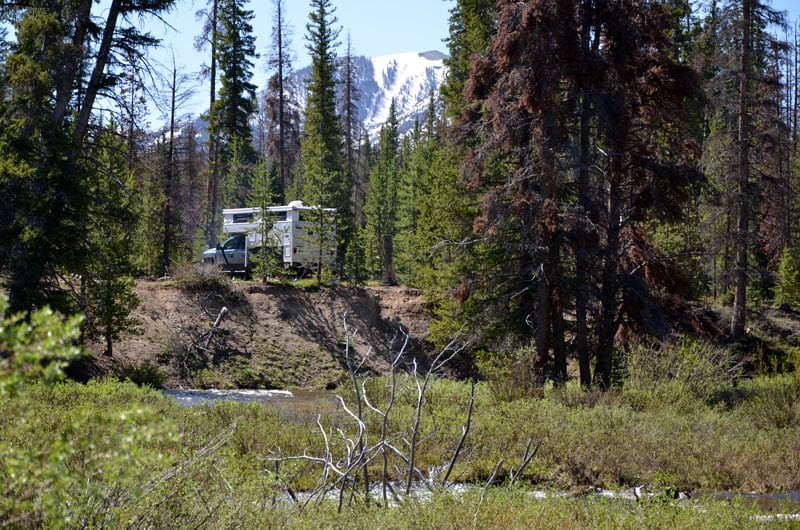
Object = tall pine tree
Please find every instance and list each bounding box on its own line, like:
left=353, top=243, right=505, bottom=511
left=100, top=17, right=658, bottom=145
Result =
left=213, top=0, right=259, bottom=209
left=300, top=0, right=352, bottom=271
left=363, top=100, right=400, bottom=281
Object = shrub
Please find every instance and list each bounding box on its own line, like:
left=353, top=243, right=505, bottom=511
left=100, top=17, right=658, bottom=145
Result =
left=112, top=359, right=167, bottom=388
left=0, top=295, right=86, bottom=396
left=475, top=345, right=542, bottom=402
left=619, top=337, right=743, bottom=411
left=734, top=373, right=800, bottom=429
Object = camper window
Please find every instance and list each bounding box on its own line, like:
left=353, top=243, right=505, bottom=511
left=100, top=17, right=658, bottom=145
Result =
left=232, top=213, right=253, bottom=224
left=269, top=211, right=287, bottom=222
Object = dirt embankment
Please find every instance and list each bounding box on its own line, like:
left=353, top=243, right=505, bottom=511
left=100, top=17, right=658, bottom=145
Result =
left=87, top=281, right=434, bottom=390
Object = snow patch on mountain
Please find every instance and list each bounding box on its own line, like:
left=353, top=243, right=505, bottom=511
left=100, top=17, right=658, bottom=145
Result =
left=295, top=51, right=447, bottom=140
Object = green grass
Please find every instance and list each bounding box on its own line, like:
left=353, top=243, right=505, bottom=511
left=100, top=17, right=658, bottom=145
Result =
left=1, top=374, right=799, bottom=527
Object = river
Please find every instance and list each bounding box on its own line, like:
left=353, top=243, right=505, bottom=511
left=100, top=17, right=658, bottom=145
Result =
left=163, top=388, right=337, bottom=413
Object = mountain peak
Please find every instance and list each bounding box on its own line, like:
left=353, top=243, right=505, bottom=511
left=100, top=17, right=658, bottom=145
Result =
left=418, top=50, right=448, bottom=61
left=294, top=51, right=448, bottom=140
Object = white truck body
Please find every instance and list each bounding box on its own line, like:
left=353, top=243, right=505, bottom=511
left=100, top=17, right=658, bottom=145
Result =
left=202, top=201, right=336, bottom=272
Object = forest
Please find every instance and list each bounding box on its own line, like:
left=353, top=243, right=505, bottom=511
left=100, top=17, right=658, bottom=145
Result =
left=2, top=0, right=800, bottom=390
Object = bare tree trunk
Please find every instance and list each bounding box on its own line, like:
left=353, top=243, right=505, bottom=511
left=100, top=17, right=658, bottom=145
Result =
left=162, top=60, right=178, bottom=277
left=382, top=234, right=397, bottom=285
left=206, top=0, right=221, bottom=248
left=596, top=177, right=622, bottom=389
left=276, top=0, right=287, bottom=201
left=731, top=0, right=752, bottom=340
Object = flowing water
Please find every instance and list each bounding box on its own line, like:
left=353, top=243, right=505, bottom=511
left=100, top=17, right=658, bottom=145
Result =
left=163, top=388, right=337, bottom=413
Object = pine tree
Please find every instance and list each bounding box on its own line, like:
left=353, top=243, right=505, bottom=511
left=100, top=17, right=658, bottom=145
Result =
left=0, top=0, right=176, bottom=315
left=776, top=245, right=800, bottom=308
left=363, top=100, right=400, bottom=281
left=465, top=0, right=703, bottom=387
left=698, top=0, right=788, bottom=338
left=301, top=0, right=352, bottom=272
left=414, top=0, right=495, bottom=348
left=80, top=128, right=140, bottom=357
left=262, top=0, right=300, bottom=202
left=394, top=123, right=422, bottom=283
left=214, top=0, right=258, bottom=207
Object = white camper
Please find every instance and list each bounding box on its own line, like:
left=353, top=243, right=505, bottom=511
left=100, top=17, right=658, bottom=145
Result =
left=201, top=201, right=336, bottom=273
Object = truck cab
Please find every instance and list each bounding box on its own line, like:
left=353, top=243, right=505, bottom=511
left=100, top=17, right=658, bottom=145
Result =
left=201, top=235, right=258, bottom=270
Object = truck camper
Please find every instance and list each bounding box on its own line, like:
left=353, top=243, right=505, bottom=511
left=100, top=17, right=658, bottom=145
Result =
left=201, top=201, right=336, bottom=275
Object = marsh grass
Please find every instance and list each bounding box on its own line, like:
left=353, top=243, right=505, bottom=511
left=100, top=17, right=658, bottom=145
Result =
left=2, top=374, right=799, bottom=527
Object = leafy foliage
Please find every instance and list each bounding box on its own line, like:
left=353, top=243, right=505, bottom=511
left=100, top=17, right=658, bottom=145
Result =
left=0, top=295, right=84, bottom=396
left=776, top=245, right=800, bottom=308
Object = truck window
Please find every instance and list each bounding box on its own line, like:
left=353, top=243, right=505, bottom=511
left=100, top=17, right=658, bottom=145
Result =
left=223, top=236, right=245, bottom=251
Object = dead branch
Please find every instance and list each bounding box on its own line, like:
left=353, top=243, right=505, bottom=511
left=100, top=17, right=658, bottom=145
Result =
left=203, top=306, right=228, bottom=350
left=441, top=380, right=476, bottom=487
left=509, top=436, right=545, bottom=485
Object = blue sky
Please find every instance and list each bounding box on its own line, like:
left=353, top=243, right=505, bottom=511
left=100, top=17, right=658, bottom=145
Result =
left=142, top=0, right=799, bottom=122
left=142, top=0, right=454, bottom=119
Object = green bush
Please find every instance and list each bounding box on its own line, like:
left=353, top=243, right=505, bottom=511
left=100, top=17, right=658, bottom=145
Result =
left=0, top=295, right=86, bottom=396
left=734, top=373, right=800, bottom=429
left=619, top=338, right=742, bottom=411
left=112, top=359, right=167, bottom=388
left=475, top=346, right=542, bottom=402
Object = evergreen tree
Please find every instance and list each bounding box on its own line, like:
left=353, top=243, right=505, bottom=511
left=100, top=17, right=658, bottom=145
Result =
left=465, top=0, right=703, bottom=387
left=79, top=128, right=140, bottom=357
left=250, top=158, right=284, bottom=281
left=214, top=0, right=258, bottom=208
left=301, top=0, right=352, bottom=272
left=442, top=0, right=497, bottom=117
left=0, top=0, right=176, bottom=315
left=363, top=100, right=400, bottom=280
left=414, top=0, right=495, bottom=348
left=339, top=33, right=363, bottom=206
left=698, top=0, right=788, bottom=338
left=776, top=245, right=800, bottom=308
left=394, top=122, right=423, bottom=283
left=262, top=0, right=301, bottom=202
left=338, top=34, right=367, bottom=282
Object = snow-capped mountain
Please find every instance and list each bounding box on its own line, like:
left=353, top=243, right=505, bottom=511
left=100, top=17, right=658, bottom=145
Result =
left=185, top=51, right=447, bottom=145
left=294, top=50, right=448, bottom=140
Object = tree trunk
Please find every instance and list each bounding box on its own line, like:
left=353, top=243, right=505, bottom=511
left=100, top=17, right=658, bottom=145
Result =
left=596, top=178, right=622, bottom=389
left=551, top=263, right=567, bottom=385
left=276, top=0, right=287, bottom=201
left=731, top=0, right=752, bottom=340
left=382, top=234, right=397, bottom=285
left=163, top=61, right=178, bottom=277
left=575, top=91, right=593, bottom=387
left=72, top=0, right=122, bottom=155
left=206, top=0, right=220, bottom=248
left=575, top=0, right=597, bottom=387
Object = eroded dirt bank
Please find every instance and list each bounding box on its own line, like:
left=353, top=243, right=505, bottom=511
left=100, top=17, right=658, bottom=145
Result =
left=86, top=281, right=434, bottom=390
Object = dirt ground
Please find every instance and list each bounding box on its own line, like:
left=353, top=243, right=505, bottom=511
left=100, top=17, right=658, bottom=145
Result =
left=86, top=280, right=435, bottom=390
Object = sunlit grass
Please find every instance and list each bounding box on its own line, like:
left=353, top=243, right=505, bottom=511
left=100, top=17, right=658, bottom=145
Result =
left=1, top=375, right=799, bottom=526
